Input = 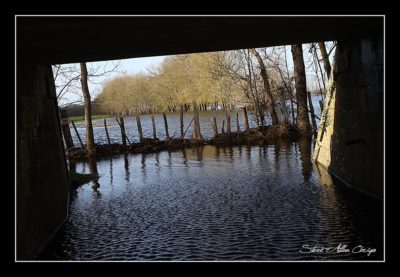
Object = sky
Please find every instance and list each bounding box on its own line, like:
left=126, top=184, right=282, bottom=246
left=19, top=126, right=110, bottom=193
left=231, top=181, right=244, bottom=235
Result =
left=57, top=55, right=166, bottom=106
left=118, top=56, right=166, bottom=76
left=90, top=55, right=166, bottom=93
left=58, top=43, right=334, bottom=106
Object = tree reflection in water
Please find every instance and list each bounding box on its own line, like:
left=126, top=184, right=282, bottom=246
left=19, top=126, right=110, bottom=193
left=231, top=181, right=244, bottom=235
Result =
left=298, top=136, right=313, bottom=182
left=124, top=154, right=130, bottom=182
left=88, top=157, right=100, bottom=192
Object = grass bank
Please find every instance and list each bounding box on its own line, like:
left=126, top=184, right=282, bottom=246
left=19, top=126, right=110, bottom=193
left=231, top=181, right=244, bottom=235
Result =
left=69, top=115, right=111, bottom=123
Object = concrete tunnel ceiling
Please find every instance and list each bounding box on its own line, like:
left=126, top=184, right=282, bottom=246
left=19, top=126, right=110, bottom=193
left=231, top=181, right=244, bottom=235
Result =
left=17, top=16, right=383, bottom=64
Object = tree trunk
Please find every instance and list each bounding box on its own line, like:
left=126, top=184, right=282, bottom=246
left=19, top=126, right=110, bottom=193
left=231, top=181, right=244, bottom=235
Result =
left=313, top=45, right=327, bottom=93
left=284, top=46, right=296, bottom=124
left=307, top=90, right=318, bottom=132
left=250, top=48, right=279, bottom=126
left=192, top=104, right=202, bottom=140
left=162, top=112, right=170, bottom=139
left=318, top=42, right=332, bottom=79
left=243, top=107, right=249, bottom=131
left=80, top=62, right=96, bottom=155
left=291, top=44, right=311, bottom=134
left=225, top=109, right=231, bottom=134
left=104, top=119, right=111, bottom=144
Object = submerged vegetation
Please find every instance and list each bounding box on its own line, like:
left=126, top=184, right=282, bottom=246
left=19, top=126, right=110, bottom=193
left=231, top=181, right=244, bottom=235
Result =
left=95, top=43, right=333, bottom=128
left=67, top=125, right=300, bottom=161
left=56, top=42, right=335, bottom=159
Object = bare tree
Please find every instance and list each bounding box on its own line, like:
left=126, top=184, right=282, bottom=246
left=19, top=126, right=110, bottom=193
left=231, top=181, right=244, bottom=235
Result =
left=318, top=42, right=332, bottom=79
left=53, top=64, right=82, bottom=108
left=262, top=46, right=296, bottom=124
left=291, top=44, right=311, bottom=134
left=309, top=44, right=326, bottom=101
left=53, top=61, right=122, bottom=107
left=53, top=61, right=122, bottom=155
left=80, top=62, right=96, bottom=155
left=250, top=48, right=279, bottom=126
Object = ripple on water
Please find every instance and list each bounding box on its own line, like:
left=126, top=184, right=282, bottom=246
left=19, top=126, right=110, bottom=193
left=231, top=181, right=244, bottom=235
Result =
left=38, top=144, right=383, bottom=261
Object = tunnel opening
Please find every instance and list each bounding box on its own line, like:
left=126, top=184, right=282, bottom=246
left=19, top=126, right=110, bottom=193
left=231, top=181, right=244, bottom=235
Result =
left=16, top=16, right=384, bottom=261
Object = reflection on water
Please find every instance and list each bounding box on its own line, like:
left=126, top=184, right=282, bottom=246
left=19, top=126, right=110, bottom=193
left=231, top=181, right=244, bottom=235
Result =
left=124, top=154, right=130, bottom=182
left=299, top=136, right=313, bottom=182
left=109, top=157, right=113, bottom=185
left=38, top=140, right=382, bottom=261
left=88, top=157, right=100, bottom=191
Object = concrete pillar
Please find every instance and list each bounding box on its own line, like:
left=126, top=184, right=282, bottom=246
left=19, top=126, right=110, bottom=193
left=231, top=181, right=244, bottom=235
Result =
left=313, top=36, right=383, bottom=199
left=17, top=58, right=70, bottom=259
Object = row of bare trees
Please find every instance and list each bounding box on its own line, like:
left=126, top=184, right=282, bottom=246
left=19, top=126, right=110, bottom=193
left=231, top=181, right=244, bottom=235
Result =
left=55, top=42, right=334, bottom=155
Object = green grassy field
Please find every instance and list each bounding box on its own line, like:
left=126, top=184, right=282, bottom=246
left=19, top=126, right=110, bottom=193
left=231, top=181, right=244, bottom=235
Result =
left=69, top=115, right=111, bottom=123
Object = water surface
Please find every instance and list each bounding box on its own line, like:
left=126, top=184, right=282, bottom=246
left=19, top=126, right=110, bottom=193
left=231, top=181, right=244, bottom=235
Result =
left=38, top=140, right=382, bottom=261
left=69, top=96, right=323, bottom=145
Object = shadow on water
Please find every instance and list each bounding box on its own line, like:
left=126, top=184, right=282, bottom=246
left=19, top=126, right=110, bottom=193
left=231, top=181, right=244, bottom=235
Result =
left=38, top=141, right=382, bottom=261
left=298, top=136, right=313, bottom=182
left=314, top=162, right=383, bottom=260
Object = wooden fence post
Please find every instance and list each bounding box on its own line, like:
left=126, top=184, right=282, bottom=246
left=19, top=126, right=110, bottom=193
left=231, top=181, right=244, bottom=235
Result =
left=119, top=117, right=127, bottom=145
left=136, top=115, right=144, bottom=143
left=116, top=117, right=131, bottom=145
left=163, top=112, right=170, bottom=139
left=151, top=115, right=157, bottom=139
left=71, top=120, right=85, bottom=148
left=59, top=109, right=74, bottom=150
left=226, top=109, right=231, bottom=134
left=243, top=107, right=249, bottom=131
left=236, top=112, right=241, bottom=132
left=193, top=104, right=202, bottom=139
left=180, top=107, right=184, bottom=138
left=211, top=117, right=218, bottom=138
left=104, top=118, right=111, bottom=144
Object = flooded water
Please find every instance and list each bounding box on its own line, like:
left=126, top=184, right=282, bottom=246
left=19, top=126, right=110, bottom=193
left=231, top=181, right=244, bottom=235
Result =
left=37, top=139, right=383, bottom=261
left=69, top=96, right=323, bottom=145
left=71, top=110, right=264, bottom=145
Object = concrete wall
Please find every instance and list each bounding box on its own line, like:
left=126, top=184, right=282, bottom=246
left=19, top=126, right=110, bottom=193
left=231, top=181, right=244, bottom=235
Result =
left=17, top=59, right=70, bottom=260
left=313, top=36, right=383, bottom=199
